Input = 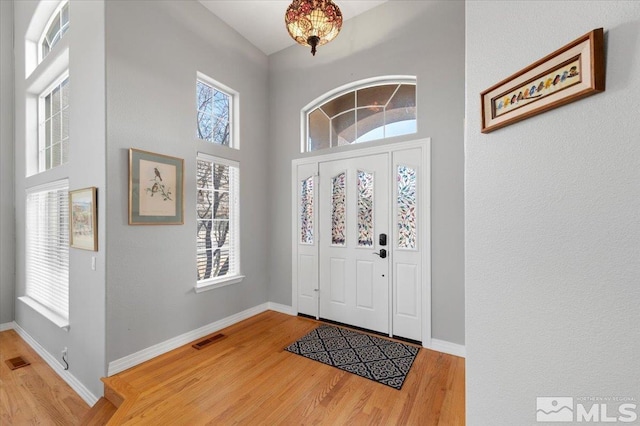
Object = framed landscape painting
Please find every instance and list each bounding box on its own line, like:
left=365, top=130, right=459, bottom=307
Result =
left=129, top=148, right=184, bottom=225
left=70, top=186, right=98, bottom=251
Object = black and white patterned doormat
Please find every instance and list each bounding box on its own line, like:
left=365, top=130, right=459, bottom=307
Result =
left=285, top=324, right=419, bottom=390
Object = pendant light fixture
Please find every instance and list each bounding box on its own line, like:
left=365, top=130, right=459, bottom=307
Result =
left=285, top=0, right=343, bottom=56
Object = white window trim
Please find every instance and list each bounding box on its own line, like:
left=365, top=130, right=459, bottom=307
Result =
left=38, top=71, right=70, bottom=172
left=25, top=1, right=70, bottom=177
left=24, top=178, right=70, bottom=329
left=38, top=0, right=69, bottom=64
left=195, top=275, right=245, bottom=294
left=25, top=0, right=68, bottom=78
left=196, top=72, right=240, bottom=149
left=195, top=153, right=243, bottom=293
left=301, top=75, right=417, bottom=153
left=18, top=296, right=70, bottom=330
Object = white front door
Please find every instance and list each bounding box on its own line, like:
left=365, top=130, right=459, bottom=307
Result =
left=318, top=154, right=390, bottom=334
left=294, top=140, right=429, bottom=343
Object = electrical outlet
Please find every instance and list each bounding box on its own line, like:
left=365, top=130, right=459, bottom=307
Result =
left=62, top=347, right=67, bottom=357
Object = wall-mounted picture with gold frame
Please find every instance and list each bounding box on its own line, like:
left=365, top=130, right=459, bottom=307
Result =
left=129, top=148, right=184, bottom=225
left=70, top=186, right=98, bottom=251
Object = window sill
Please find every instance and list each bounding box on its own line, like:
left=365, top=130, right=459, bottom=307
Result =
left=26, top=37, right=69, bottom=93
left=18, top=296, right=70, bottom=331
left=195, top=275, right=245, bottom=293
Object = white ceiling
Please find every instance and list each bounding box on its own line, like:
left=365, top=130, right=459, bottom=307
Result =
left=199, top=1, right=387, bottom=56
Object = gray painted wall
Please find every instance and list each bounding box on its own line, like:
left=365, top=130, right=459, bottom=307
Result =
left=466, top=1, right=640, bottom=423
left=268, top=1, right=466, bottom=345
left=13, top=0, right=106, bottom=397
left=7, top=0, right=464, bottom=398
left=0, top=0, right=15, bottom=325
left=104, top=1, right=270, bottom=362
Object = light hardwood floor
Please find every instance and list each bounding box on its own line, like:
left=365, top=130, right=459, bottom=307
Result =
left=104, top=311, right=465, bottom=425
left=0, top=328, right=90, bottom=425
left=1, top=311, right=465, bottom=425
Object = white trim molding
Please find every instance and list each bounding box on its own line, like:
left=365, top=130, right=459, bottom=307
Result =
left=427, top=338, right=466, bottom=358
left=195, top=275, right=245, bottom=293
left=300, top=75, right=417, bottom=153
left=12, top=322, right=99, bottom=406
left=18, top=296, right=70, bottom=330
left=0, top=321, right=16, bottom=332
left=267, top=302, right=296, bottom=316
left=108, top=303, right=274, bottom=376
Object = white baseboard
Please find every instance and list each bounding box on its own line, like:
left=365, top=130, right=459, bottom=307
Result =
left=13, top=323, right=99, bottom=406
left=108, top=302, right=271, bottom=376
left=428, top=338, right=466, bottom=358
left=267, top=302, right=296, bottom=316
left=0, top=321, right=15, bottom=332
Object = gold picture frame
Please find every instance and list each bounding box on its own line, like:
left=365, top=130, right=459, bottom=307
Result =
left=70, top=186, right=98, bottom=251
left=481, top=28, right=605, bottom=133
left=129, top=148, right=184, bottom=225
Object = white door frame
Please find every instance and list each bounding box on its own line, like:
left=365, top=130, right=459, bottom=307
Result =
left=291, top=138, right=432, bottom=347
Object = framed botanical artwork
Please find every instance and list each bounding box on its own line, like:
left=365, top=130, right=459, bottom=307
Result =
left=129, top=148, right=184, bottom=225
left=481, top=28, right=605, bottom=133
left=70, top=186, right=98, bottom=251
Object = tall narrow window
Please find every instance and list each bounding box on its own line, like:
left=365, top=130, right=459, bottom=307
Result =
left=40, top=76, right=70, bottom=171
left=300, top=176, right=314, bottom=244
left=40, top=1, right=69, bottom=62
left=196, top=74, right=238, bottom=148
left=357, top=170, right=374, bottom=247
left=24, top=180, right=69, bottom=325
left=196, top=154, right=242, bottom=289
left=331, top=172, right=346, bottom=245
left=397, top=165, right=417, bottom=249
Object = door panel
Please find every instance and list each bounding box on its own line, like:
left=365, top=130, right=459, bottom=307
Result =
left=298, top=254, right=316, bottom=299
left=319, top=154, right=389, bottom=334
left=296, top=163, right=318, bottom=317
left=329, top=257, right=346, bottom=304
left=356, top=260, right=374, bottom=309
left=392, top=148, right=423, bottom=341
left=396, top=263, right=418, bottom=317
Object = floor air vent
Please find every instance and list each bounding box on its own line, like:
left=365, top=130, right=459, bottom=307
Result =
left=192, top=333, right=225, bottom=350
left=6, top=356, right=30, bottom=370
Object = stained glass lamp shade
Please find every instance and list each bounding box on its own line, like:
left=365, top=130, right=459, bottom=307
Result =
left=285, top=0, right=343, bottom=56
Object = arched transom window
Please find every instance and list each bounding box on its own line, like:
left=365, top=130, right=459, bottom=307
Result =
left=40, top=1, right=69, bottom=62
left=305, top=77, right=417, bottom=152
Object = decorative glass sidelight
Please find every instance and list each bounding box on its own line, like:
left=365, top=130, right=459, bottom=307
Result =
left=397, top=165, right=417, bottom=249
left=300, top=176, right=314, bottom=244
left=331, top=172, right=346, bottom=245
left=357, top=170, right=374, bottom=247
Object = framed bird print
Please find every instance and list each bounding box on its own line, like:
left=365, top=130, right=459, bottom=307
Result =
left=129, top=148, right=184, bottom=225
left=480, top=28, right=605, bottom=133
